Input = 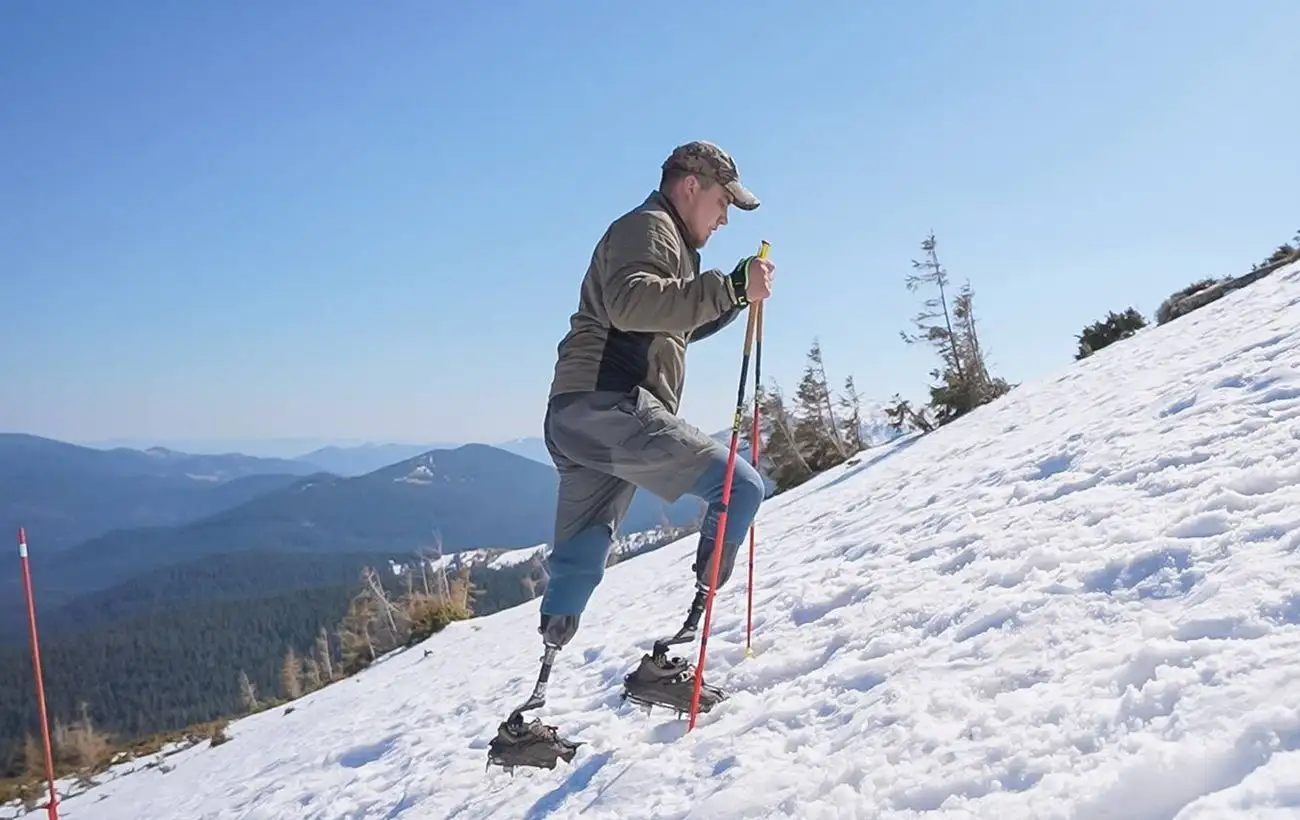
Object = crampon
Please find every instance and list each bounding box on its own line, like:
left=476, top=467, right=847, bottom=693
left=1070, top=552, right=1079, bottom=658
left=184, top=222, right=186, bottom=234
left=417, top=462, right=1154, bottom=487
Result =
left=619, top=585, right=730, bottom=719
left=621, top=650, right=728, bottom=717
left=486, top=712, right=582, bottom=773
left=487, top=642, right=583, bottom=773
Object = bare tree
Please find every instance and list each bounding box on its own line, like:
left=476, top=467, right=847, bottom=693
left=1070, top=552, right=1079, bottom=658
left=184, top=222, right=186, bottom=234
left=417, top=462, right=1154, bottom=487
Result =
left=413, top=544, right=434, bottom=597
left=339, top=585, right=380, bottom=673
left=314, top=627, right=334, bottom=684
left=450, top=562, right=476, bottom=614
left=237, top=670, right=258, bottom=712
left=433, top=537, right=450, bottom=601
left=302, top=656, right=323, bottom=692
left=52, top=703, right=111, bottom=775
left=415, top=532, right=451, bottom=601
left=363, top=566, right=404, bottom=643
left=400, top=560, right=414, bottom=598
left=20, top=733, right=42, bottom=779
left=282, top=648, right=304, bottom=700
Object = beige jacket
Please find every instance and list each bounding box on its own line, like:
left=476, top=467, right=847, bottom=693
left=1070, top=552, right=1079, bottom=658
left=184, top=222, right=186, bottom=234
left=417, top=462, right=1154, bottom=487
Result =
left=548, top=190, right=747, bottom=415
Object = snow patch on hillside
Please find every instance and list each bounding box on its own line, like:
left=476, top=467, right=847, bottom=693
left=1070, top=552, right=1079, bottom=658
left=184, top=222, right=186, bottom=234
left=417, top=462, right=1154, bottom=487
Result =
left=394, top=462, right=435, bottom=485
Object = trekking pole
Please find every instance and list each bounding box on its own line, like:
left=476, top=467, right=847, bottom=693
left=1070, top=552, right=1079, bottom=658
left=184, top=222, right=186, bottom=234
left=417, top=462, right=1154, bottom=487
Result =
left=744, top=299, right=763, bottom=660
left=688, top=239, right=770, bottom=731
left=18, top=528, right=59, bottom=819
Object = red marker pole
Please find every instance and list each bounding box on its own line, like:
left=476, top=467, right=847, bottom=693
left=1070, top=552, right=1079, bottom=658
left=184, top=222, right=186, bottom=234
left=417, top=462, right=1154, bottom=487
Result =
left=18, top=528, right=60, bottom=819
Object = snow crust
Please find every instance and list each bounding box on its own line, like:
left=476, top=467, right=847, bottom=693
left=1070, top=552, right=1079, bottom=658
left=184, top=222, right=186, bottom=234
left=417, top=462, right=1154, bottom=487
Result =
left=22, top=262, right=1300, bottom=818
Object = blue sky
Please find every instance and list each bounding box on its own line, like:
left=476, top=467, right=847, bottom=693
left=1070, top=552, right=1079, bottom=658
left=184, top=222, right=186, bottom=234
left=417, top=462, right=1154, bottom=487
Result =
left=3, top=1, right=1298, bottom=457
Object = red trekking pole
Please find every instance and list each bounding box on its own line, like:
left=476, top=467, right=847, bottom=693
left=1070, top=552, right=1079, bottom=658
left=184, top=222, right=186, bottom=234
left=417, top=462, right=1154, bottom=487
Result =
left=18, top=527, right=60, bottom=819
left=688, top=240, right=769, bottom=731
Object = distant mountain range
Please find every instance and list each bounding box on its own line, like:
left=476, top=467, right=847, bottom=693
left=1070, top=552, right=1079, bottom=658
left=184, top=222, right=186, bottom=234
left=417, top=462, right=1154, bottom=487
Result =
left=82, top=395, right=905, bottom=478
left=291, top=437, right=554, bottom=475
left=0, top=433, right=321, bottom=553
left=81, top=435, right=558, bottom=476
left=0, top=432, right=703, bottom=643
left=292, top=441, right=462, bottom=476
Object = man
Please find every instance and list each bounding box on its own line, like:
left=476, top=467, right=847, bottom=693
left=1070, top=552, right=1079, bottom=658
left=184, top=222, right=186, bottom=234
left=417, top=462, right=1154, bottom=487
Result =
left=488, top=140, right=775, bottom=771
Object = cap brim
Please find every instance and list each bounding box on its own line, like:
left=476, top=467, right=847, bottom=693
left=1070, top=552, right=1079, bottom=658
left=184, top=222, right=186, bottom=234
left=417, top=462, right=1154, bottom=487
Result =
left=726, top=180, right=759, bottom=211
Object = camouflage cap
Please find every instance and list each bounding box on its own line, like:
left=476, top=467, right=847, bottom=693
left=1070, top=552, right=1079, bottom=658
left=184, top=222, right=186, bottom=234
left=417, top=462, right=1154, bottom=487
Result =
left=662, top=140, right=760, bottom=211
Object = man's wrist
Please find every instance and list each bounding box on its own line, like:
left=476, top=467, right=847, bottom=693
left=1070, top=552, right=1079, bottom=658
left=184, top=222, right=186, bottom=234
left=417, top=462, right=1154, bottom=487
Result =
left=728, top=256, right=752, bottom=307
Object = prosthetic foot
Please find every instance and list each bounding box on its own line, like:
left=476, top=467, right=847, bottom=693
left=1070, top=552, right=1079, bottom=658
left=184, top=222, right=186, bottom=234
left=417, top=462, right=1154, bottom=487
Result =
left=486, top=639, right=583, bottom=773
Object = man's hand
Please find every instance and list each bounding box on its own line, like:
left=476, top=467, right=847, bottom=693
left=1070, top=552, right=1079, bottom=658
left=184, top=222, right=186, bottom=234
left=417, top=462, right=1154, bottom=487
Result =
left=745, top=256, right=774, bottom=303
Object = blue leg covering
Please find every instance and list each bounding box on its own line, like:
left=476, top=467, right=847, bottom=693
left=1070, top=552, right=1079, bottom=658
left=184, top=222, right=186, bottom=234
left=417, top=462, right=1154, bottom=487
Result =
left=538, top=524, right=613, bottom=646
left=541, top=524, right=612, bottom=616
left=689, top=453, right=766, bottom=590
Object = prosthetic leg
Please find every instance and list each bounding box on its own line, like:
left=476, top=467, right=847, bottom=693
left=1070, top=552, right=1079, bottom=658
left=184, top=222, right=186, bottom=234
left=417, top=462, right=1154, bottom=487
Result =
left=486, top=618, right=584, bottom=773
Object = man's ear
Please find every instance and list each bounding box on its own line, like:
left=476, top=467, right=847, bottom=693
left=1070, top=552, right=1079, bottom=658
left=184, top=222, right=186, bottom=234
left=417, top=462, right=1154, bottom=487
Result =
left=682, top=174, right=700, bottom=198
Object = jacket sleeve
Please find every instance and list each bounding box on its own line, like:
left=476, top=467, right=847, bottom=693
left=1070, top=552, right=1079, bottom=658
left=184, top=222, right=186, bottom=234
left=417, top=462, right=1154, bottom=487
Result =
left=598, top=211, right=739, bottom=334
left=687, top=297, right=745, bottom=344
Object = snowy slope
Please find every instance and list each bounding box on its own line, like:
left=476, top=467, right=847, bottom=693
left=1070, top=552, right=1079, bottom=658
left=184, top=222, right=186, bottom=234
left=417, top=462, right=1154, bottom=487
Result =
left=24, top=262, right=1300, bottom=819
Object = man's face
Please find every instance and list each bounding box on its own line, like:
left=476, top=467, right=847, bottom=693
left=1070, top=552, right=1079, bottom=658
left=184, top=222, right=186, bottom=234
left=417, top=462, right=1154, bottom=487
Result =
left=680, top=175, right=731, bottom=248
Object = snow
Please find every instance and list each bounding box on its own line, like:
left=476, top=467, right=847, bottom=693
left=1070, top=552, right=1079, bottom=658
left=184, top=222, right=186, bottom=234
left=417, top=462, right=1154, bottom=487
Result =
left=17, top=262, right=1300, bottom=819
left=489, top=543, right=548, bottom=570
left=420, top=543, right=546, bottom=573
left=856, top=398, right=907, bottom=448
left=408, top=526, right=693, bottom=578
left=394, top=463, right=436, bottom=485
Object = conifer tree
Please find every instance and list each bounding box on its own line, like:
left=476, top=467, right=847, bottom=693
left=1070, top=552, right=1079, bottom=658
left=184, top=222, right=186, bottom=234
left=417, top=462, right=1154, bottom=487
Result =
left=902, top=232, right=965, bottom=385
left=757, top=380, right=813, bottom=490
left=952, top=282, right=989, bottom=387
left=792, top=339, right=848, bottom=472
left=1075, top=307, right=1147, bottom=359
left=884, top=393, right=934, bottom=434
left=807, top=339, right=847, bottom=458
left=739, top=401, right=756, bottom=458
left=838, top=375, right=867, bottom=454
left=901, top=233, right=1010, bottom=425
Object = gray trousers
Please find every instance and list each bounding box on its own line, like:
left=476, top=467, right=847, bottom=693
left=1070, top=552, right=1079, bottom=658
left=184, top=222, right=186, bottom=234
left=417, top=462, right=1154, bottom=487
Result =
left=538, top=387, right=766, bottom=647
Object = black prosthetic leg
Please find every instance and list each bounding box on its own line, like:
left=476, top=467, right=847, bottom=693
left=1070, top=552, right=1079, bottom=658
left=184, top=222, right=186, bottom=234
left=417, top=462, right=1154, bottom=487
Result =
left=486, top=617, right=584, bottom=773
